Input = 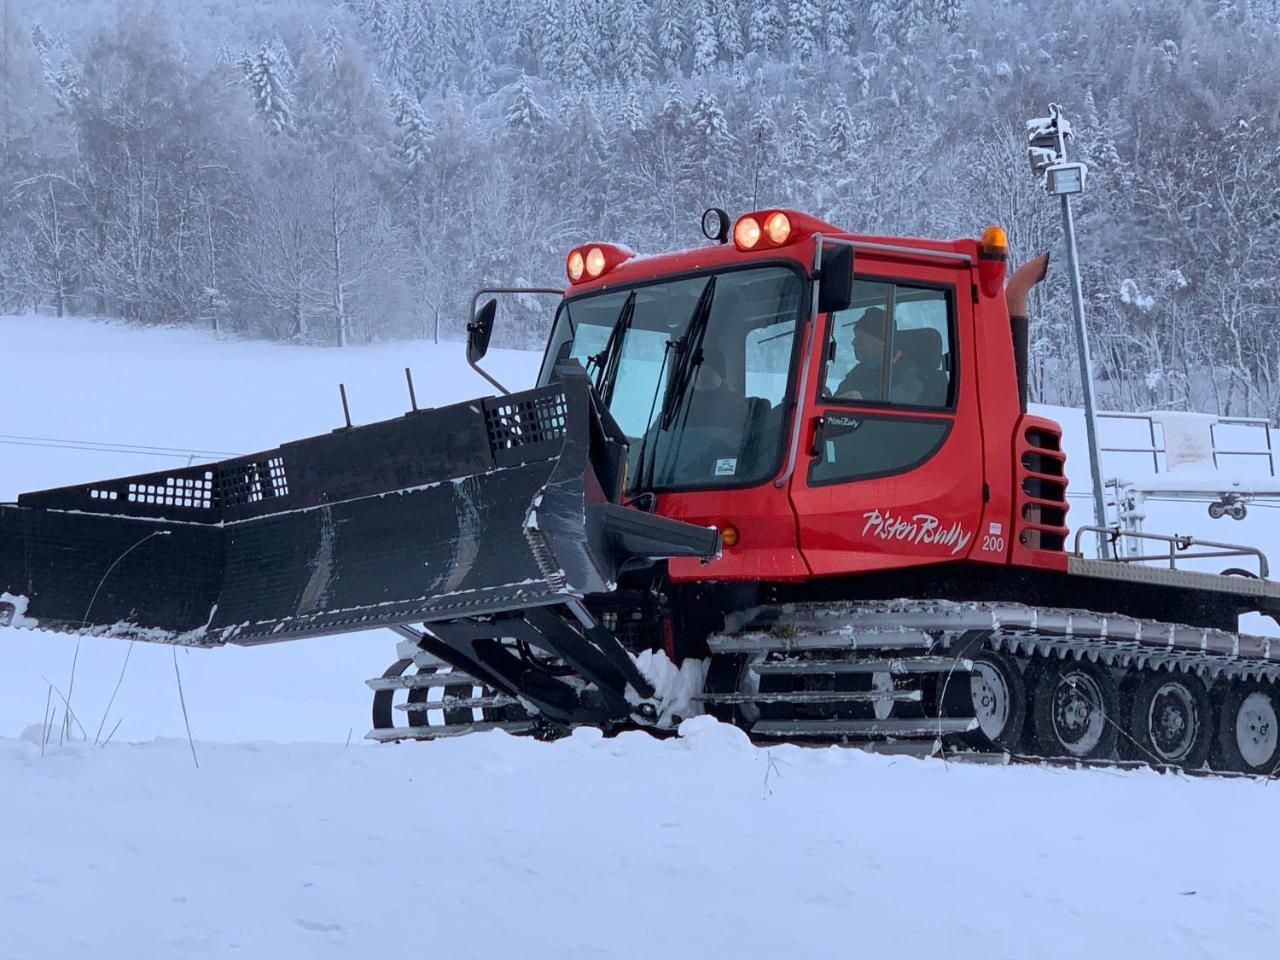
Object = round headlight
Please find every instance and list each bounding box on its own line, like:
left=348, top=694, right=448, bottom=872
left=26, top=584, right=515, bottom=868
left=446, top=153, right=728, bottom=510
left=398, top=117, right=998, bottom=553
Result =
left=733, top=216, right=761, bottom=250
left=764, top=212, right=792, bottom=245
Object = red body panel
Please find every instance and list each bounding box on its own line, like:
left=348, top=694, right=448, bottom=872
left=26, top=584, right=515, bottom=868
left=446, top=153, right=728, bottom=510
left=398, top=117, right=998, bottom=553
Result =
left=662, top=484, right=811, bottom=581
left=1010, top=414, right=1072, bottom=572
left=573, top=213, right=1068, bottom=585
left=788, top=247, right=989, bottom=577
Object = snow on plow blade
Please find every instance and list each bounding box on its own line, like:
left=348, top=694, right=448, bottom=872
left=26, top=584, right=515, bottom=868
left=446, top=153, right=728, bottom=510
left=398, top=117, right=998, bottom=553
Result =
left=0, top=370, right=717, bottom=645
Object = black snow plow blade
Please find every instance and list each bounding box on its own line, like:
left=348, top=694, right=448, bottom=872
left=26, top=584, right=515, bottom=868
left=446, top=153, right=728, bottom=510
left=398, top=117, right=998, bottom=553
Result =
left=0, top=369, right=717, bottom=646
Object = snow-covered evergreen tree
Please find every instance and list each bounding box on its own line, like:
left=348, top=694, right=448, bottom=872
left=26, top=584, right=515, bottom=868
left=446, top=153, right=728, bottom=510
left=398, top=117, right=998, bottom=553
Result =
left=937, top=0, right=966, bottom=29
left=560, top=0, right=597, bottom=85
left=869, top=0, right=926, bottom=45
left=389, top=90, right=434, bottom=179
left=516, top=0, right=562, bottom=75
left=618, top=89, right=647, bottom=135
left=47, top=55, right=83, bottom=111
left=748, top=0, right=783, bottom=54
left=613, top=0, right=656, bottom=87
left=241, top=44, right=293, bottom=134
left=215, top=39, right=237, bottom=66
left=713, top=0, right=744, bottom=63
left=660, top=82, right=686, bottom=133
left=380, top=5, right=410, bottom=87
left=784, top=101, right=816, bottom=168
left=825, top=96, right=854, bottom=159
left=687, top=89, right=735, bottom=203
left=321, top=20, right=345, bottom=74
left=505, top=75, right=549, bottom=138
left=657, top=0, right=688, bottom=73
left=788, top=0, right=821, bottom=62
left=266, top=36, right=296, bottom=87
left=824, top=0, right=859, bottom=57
left=692, top=0, right=719, bottom=74
left=29, top=20, right=52, bottom=57
left=688, top=89, right=733, bottom=154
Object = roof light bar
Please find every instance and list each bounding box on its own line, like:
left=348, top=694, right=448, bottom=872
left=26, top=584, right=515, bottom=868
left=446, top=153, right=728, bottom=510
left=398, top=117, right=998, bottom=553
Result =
left=565, top=243, right=636, bottom=284
left=733, top=210, right=800, bottom=251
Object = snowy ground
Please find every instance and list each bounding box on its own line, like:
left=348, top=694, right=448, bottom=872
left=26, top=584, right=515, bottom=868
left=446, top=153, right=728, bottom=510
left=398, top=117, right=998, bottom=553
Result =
left=2, top=315, right=1279, bottom=958
left=5, top=720, right=1279, bottom=960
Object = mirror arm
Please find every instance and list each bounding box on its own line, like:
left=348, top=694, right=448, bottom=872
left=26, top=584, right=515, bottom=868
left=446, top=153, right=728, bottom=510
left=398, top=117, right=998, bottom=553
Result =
left=468, top=350, right=511, bottom=396
left=464, top=286, right=564, bottom=397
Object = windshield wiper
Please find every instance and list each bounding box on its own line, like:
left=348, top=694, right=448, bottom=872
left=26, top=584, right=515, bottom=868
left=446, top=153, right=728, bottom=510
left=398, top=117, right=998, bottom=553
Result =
left=631, top=276, right=717, bottom=493
left=630, top=338, right=675, bottom=495
left=659, top=276, right=717, bottom=429
left=586, top=290, right=636, bottom=401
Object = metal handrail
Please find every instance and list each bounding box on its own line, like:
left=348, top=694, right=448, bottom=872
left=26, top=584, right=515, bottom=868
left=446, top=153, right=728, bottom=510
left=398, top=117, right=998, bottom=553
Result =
left=1071, top=525, right=1270, bottom=578
left=1096, top=412, right=1161, bottom=472
left=1210, top=417, right=1275, bottom=474
left=1096, top=411, right=1276, bottom=477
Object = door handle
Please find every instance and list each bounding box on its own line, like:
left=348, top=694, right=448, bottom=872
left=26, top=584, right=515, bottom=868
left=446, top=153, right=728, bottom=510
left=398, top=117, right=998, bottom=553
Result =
left=808, top=416, right=825, bottom=457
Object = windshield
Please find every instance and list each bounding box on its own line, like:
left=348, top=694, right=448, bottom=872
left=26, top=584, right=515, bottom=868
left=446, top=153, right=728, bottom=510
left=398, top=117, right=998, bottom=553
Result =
left=538, top=265, right=805, bottom=491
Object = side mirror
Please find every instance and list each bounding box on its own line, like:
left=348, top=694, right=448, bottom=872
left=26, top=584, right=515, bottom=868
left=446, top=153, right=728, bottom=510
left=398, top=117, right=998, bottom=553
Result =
left=818, top=245, right=854, bottom=314
left=467, top=299, right=497, bottom=363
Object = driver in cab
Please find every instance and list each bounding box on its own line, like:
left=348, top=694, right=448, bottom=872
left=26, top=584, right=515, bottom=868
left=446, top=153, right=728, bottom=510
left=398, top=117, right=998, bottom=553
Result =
left=685, top=348, right=750, bottom=429
left=647, top=348, right=752, bottom=481
left=834, top=308, right=923, bottom=403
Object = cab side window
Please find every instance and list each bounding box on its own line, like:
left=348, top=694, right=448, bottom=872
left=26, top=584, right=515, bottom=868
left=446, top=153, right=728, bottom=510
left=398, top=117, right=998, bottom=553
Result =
left=822, top=280, right=954, bottom=409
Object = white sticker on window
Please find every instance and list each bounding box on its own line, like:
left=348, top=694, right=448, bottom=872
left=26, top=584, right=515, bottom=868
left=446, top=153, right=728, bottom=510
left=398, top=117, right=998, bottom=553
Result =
left=714, top=458, right=737, bottom=476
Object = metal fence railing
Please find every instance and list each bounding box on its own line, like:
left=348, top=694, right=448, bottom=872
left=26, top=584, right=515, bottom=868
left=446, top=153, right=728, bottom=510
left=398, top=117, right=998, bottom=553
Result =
left=1097, top=412, right=1275, bottom=477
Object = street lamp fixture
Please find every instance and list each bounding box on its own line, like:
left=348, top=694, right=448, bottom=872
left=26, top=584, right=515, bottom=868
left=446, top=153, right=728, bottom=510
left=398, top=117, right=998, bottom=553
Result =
left=1026, top=104, right=1110, bottom=558
left=1045, top=161, right=1086, bottom=196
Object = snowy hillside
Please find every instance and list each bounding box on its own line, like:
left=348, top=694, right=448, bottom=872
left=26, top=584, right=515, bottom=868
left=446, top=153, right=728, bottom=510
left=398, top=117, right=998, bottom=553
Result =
left=2, top=315, right=1279, bottom=958
left=7, top=1, right=1280, bottom=418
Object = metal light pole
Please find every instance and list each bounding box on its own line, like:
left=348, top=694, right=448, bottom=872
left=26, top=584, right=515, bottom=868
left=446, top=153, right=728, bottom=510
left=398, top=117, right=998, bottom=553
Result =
left=1027, top=104, right=1111, bottom=559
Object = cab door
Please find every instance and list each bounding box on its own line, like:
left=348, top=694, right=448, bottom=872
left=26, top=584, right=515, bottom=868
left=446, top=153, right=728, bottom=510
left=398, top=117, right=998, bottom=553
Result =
left=789, top=256, right=995, bottom=575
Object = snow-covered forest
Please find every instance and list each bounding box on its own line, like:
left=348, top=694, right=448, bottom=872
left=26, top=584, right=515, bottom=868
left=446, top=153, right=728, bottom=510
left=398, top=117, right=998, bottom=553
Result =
left=3, top=0, right=1280, bottom=417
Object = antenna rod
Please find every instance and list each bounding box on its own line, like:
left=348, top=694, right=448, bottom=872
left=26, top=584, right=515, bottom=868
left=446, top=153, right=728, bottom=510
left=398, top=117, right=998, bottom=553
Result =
left=339, top=383, right=352, bottom=429
left=404, top=367, right=418, bottom=411
left=751, top=130, right=763, bottom=210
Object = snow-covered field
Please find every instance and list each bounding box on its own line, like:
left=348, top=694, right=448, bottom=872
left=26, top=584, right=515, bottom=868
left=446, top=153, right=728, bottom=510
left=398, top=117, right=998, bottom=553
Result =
left=2, top=315, right=1278, bottom=958
left=6, top=720, right=1279, bottom=960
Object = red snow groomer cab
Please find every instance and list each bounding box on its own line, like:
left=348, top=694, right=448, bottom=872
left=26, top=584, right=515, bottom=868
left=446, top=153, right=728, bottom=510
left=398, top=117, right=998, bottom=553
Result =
left=4, top=209, right=1279, bottom=775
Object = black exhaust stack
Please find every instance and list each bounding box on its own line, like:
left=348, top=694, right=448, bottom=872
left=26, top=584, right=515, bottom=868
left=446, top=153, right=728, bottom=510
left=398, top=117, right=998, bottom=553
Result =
left=1005, top=253, right=1050, bottom=413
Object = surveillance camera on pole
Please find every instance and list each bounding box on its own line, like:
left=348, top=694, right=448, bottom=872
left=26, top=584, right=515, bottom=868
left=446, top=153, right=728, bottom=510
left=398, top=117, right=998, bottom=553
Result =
left=1026, top=104, right=1111, bottom=559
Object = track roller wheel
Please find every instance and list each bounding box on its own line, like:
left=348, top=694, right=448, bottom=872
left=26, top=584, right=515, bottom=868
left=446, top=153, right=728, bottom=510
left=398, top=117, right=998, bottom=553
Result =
left=1213, top=681, right=1280, bottom=776
left=1030, top=658, right=1118, bottom=760
left=407, top=670, right=487, bottom=728
left=1125, top=670, right=1211, bottom=769
left=371, top=658, right=414, bottom=731
left=965, top=651, right=1026, bottom=752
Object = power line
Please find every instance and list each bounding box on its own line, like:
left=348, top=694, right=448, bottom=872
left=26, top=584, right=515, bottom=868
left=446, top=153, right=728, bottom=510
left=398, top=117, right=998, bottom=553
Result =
left=0, top=432, right=239, bottom=461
